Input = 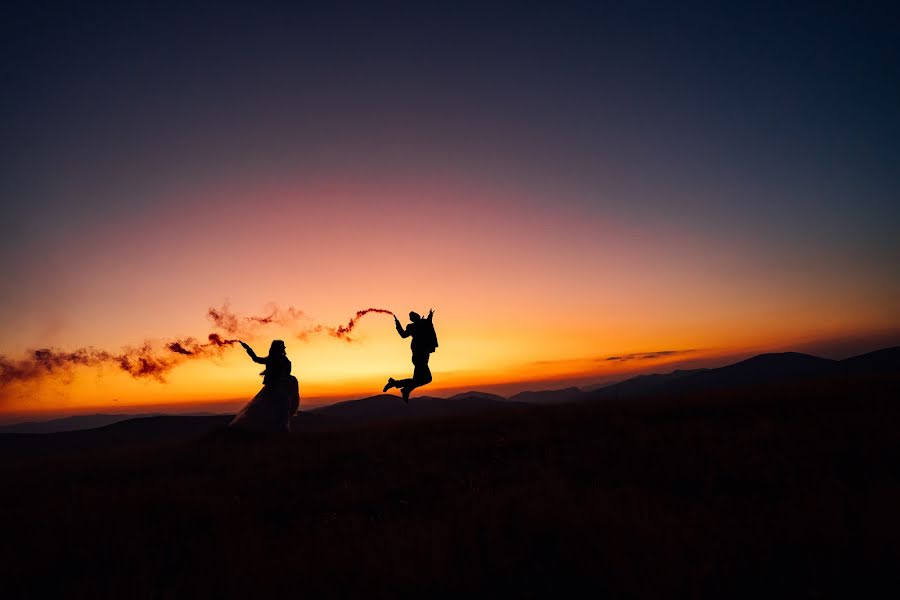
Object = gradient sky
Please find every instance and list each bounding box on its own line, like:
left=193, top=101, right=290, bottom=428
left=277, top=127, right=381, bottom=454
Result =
left=1, top=2, right=898, bottom=420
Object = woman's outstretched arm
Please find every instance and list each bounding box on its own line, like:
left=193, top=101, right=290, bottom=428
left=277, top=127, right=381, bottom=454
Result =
left=239, top=341, right=267, bottom=364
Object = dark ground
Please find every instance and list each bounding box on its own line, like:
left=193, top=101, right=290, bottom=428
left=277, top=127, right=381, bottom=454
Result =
left=1, top=374, right=899, bottom=598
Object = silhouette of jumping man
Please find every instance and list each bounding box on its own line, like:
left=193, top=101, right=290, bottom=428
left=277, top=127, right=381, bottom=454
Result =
left=383, top=309, right=438, bottom=403
left=229, top=340, right=300, bottom=432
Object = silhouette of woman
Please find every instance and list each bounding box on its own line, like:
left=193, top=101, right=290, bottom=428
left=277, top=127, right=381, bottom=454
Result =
left=229, top=340, right=300, bottom=432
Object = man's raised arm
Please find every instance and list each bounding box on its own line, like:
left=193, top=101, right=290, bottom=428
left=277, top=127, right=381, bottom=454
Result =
left=395, top=316, right=411, bottom=338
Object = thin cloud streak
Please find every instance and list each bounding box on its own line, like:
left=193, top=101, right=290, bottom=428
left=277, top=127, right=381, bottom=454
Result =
left=604, top=350, right=697, bottom=362
left=532, top=349, right=698, bottom=367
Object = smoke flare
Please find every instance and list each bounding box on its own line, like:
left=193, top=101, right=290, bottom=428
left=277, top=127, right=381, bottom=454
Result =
left=330, top=308, right=395, bottom=341
left=1, top=304, right=402, bottom=390
left=206, top=333, right=240, bottom=347
left=0, top=332, right=246, bottom=387
left=166, top=339, right=199, bottom=355
left=1, top=348, right=114, bottom=386
left=207, top=303, right=306, bottom=336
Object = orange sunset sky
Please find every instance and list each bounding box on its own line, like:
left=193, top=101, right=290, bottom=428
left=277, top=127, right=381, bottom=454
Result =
left=2, top=172, right=897, bottom=422
left=2, top=4, right=899, bottom=422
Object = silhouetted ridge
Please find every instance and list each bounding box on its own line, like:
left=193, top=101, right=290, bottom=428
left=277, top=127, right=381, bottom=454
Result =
left=508, top=387, right=584, bottom=404
left=586, top=369, right=707, bottom=399
left=448, top=391, right=508, bottom=403
left=0, top=413, right=164, bottom=434
left=838, top=346, right=900, bottom=375
left=676, top=352, right=835, bottom=389
left=593, top=348, right=899, bottom=399
left=311, top=394, right=405, bottom=418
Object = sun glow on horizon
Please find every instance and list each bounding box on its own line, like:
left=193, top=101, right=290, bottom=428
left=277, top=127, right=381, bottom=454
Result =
left=3, top=300, right=896, bottom=422
left=2, top=174, right=898, bottom=420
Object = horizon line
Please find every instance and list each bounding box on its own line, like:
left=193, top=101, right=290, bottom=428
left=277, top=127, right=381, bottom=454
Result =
left=2, top=342, right=896, bottom=427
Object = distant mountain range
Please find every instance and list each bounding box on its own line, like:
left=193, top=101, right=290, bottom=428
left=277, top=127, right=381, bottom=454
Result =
left=585, top=346, right=899, bottom=400
left=2, top=347, right=897, bottom=444
left=508, top=387, right=584, bottom=404
left=0, top=412, right=220, bottom=434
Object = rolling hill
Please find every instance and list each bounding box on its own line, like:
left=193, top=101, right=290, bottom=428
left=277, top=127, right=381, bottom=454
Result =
left=587, top=348, right=898, bottom=400
left=309, top=392, right=511, bottom=422
left=2, top=347, right=897, bottom=463
left=1, top=353, right=898, bottom=598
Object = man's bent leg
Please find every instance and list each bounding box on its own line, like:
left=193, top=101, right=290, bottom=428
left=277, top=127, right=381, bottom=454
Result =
left=407, top=353, right=432, bottom=391
left=396, top=352, right=433, bottom=402
left=393, top=377, right=415, bottom=388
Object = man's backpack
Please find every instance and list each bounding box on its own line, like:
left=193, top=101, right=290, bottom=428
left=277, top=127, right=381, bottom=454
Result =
left=422, top=319, right=439, bottom=353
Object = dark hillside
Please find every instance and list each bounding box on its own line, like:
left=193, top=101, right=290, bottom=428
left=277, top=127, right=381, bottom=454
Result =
left=310, top=393, right=510, bottom=423
left=1, top=372, right=898, bottom=598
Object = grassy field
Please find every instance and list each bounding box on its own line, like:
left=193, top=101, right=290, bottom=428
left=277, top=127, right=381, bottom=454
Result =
left=1, top=375, right=899, bottom=598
